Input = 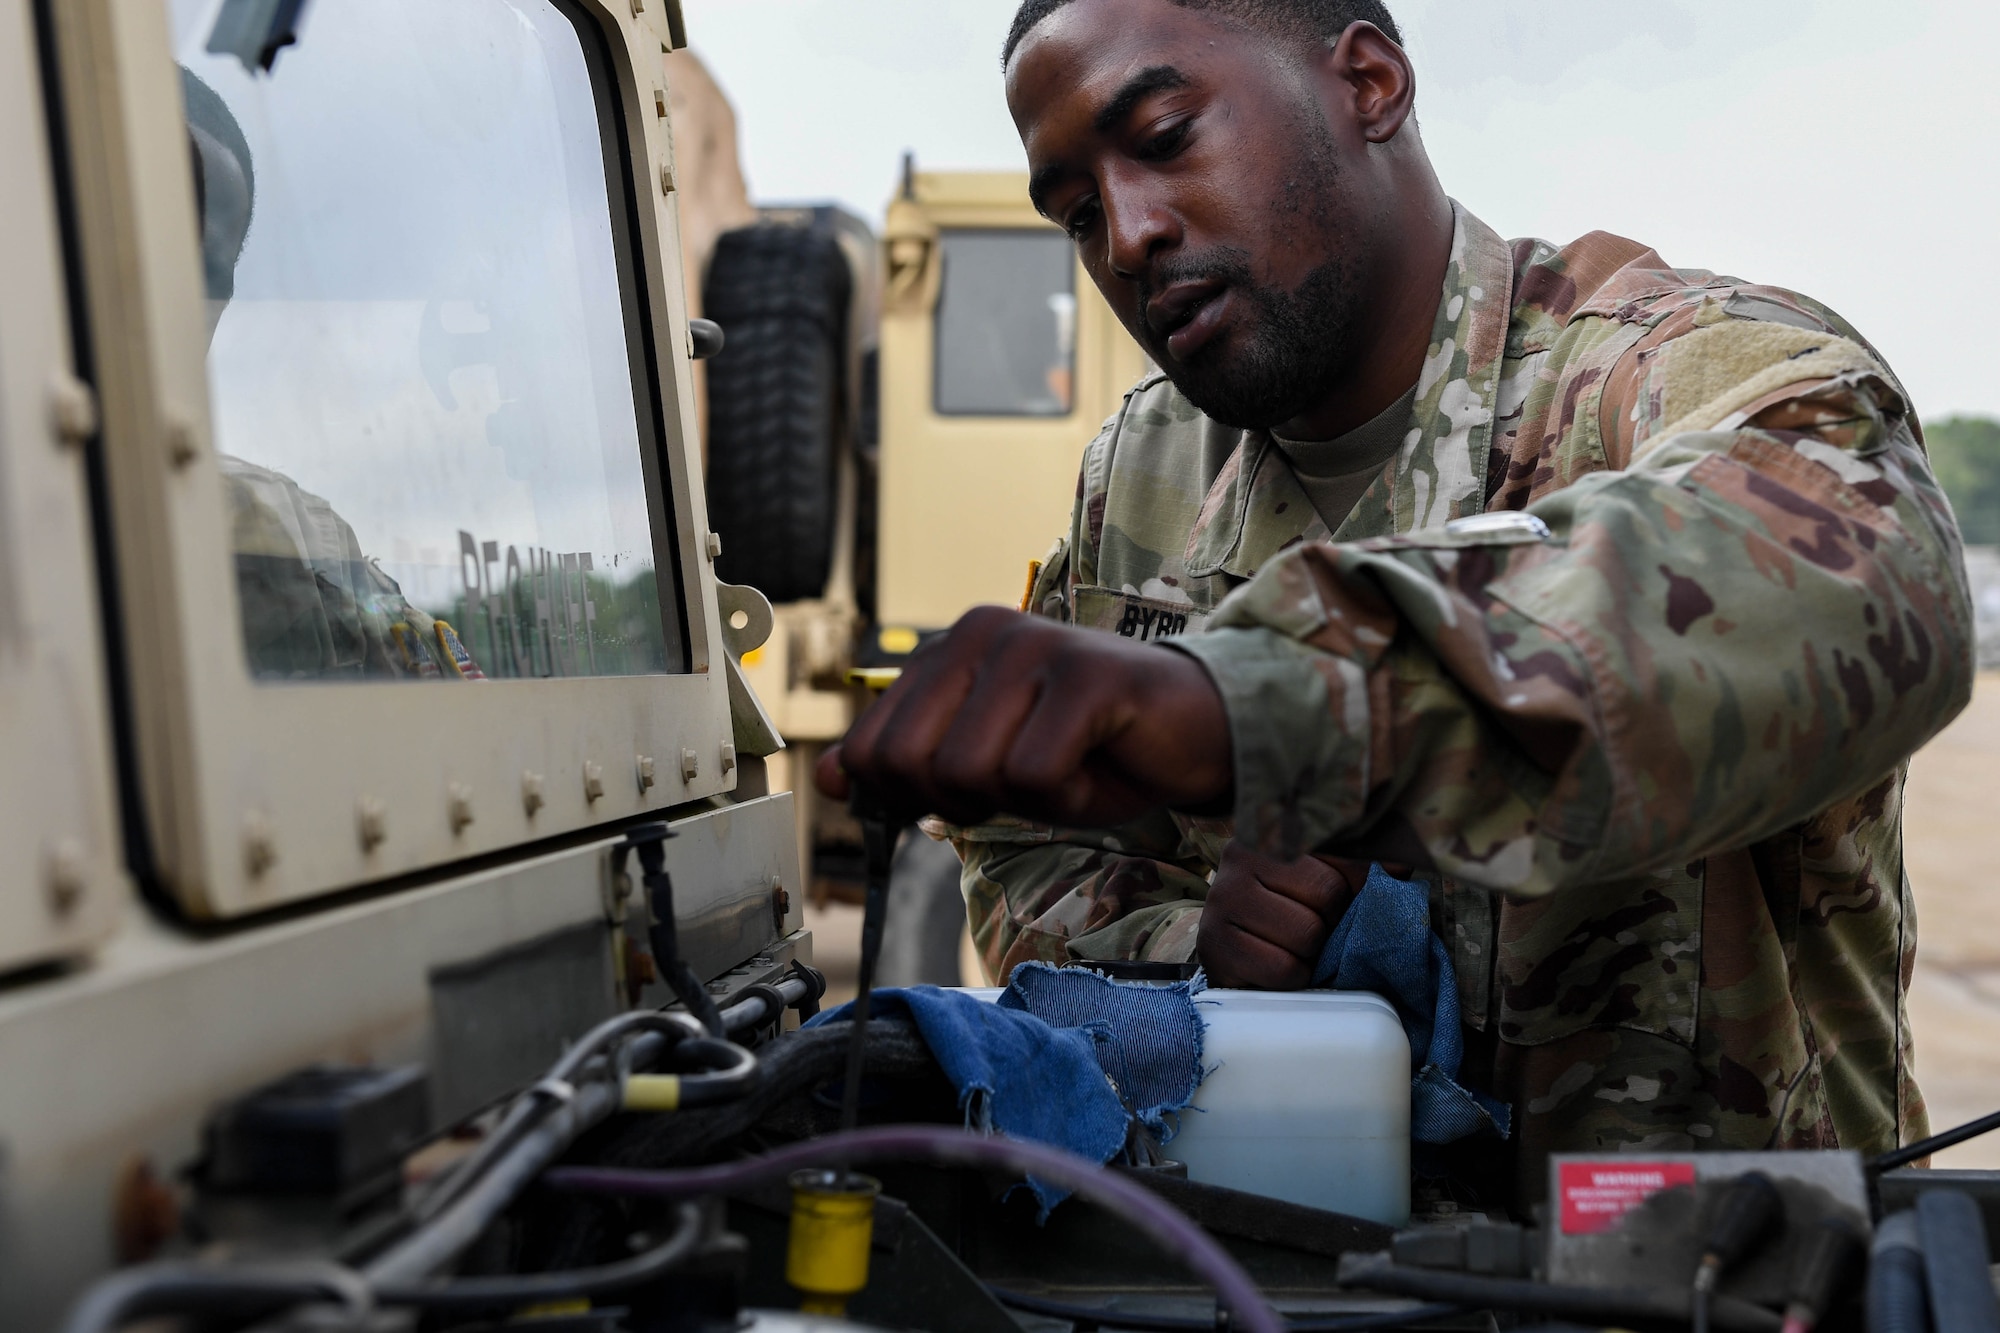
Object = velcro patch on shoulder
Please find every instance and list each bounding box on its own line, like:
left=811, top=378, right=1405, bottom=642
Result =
left=1655, top=321, right=1884, bottom=440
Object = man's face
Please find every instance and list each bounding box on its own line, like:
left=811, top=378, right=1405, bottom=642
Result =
left=1007, top=0, right=1379, bottom=431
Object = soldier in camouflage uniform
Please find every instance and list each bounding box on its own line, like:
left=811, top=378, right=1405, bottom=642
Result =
left=825, top=0, right=1973, bottom=1197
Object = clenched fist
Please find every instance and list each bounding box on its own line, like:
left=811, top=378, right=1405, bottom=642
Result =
left=1197, top=841, right=1368, bottom=989
left=815, top=605, right=1233, bottom=828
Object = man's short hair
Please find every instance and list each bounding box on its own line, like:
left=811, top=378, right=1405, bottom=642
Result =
left=1002, top=0, right=1403, bottom=66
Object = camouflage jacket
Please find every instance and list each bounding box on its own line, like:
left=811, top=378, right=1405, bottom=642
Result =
left=949, top=203, right=1971, bottom=1178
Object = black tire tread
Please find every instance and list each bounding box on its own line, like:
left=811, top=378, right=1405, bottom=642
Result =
left=702, top=224, right=851, bottom=603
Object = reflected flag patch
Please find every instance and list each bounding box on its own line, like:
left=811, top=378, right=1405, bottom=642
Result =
left=433, top=620, right=487, bottom=681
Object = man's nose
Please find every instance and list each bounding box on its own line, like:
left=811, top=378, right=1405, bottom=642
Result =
left=1102, top=184, right=1179, bottom=283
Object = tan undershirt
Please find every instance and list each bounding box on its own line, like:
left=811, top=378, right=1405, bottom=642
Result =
left=1271, top=382, right=1420, bottom=529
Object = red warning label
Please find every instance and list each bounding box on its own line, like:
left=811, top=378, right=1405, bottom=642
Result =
left=1557, top=1161, right=1695, bottom=1235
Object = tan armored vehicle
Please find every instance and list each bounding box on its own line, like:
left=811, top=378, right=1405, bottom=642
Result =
left=703, top=167, right=1149, bottom=960
left=0, top=0, right=808, bottom=1323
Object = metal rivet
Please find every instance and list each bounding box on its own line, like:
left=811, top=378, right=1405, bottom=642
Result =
left=48, top=375, right=97, bottom=446
left=356, top=796, right=386, bottom=851
left=637, top=754, right=656, bottom=791
left=705, top=531, right=722, bottom=561
left=522, top=770, right=546, bottom=815
left=46, top=839, right=86, bottom=918
left=720, top=742, right=737, bottom=774
left=243, top=816, right=277, bottom=878
left=164, top=416, right=198, bottom=468
left=447, top=783, right=475, bottom=833
left=680, top=748, right=699, bottom=782
left=583, top=761, right=605, bottom=802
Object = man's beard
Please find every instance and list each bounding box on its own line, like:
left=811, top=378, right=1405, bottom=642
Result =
left=1139, top=116, right=1365, bottom=432
left=1142, top=248, right=1362, bottom=430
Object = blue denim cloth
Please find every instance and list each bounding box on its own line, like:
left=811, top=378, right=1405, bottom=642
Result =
left=1312, top=864, right=1510, bottom=1144
left=807, top=962, right=1205, bottom=1211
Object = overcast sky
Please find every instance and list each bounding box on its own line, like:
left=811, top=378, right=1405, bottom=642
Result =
left=682, top=0, right=1999, bottom=422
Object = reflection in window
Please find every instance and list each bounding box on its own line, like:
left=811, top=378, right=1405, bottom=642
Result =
left=934, top=230, right=1076, bottom=417
left=171, top=0, right=680, bottom=682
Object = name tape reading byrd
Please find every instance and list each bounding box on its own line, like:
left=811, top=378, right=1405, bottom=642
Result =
left=1071, top=586, right=1209, bottom=644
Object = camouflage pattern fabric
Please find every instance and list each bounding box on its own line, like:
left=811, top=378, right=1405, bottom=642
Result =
left=223, top=454, right=473, bottom=681
left=941, top=204, right=1970, bottom=1186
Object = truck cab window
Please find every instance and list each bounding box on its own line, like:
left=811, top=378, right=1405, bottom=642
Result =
left=171, top=0, right=681, bottom=683
left=932, top=229, right=1076, bottom=417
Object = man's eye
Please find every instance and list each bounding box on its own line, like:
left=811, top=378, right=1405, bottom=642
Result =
left=1138, top=120, right=1191, bottom=160
left=1063, top=200, right=1100, bottom=240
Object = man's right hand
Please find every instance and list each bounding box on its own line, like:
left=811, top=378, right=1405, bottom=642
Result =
left=815, top=605, right=1233, bottom=828
left=1197, top=841, right=1367, bottom=989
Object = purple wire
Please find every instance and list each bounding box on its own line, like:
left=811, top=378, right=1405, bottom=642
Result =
left=544, top=1124, right=1285, bottom=1333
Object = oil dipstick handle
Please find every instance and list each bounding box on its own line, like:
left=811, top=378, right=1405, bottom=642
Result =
left=832, top=786, right=905, bottom=1178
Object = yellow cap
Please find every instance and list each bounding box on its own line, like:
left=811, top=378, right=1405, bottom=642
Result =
left=785, top=1169, right=880, bottom=1316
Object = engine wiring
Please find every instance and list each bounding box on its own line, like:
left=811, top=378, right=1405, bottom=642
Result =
left=54, top=953, right=2000, bottom=1333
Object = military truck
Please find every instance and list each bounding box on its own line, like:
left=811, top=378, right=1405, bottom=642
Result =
left=0, top=0, right=811, bottom=1324
left=699, top=166, right=1151, bottom=967
left=7, top=1, right=1999, bottom=1330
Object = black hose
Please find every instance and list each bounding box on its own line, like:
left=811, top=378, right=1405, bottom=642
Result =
left=372, top=1008, right=761, bottom=1285
left=1915, top=1190, right=2000, bottom=1332
left=988, top=1284, right=1466, bottom=1331
left=374, top=1200, right=705, bottom=1311
left=1335, top=1254, right=1783, bottom=1332
left=713, top=966, right=825, bottom=1036
left=1866, top=1211, right=1929, bottom=1333
left=668, top=1036, right=760, bottom=1107
left=576, top=1019, right=941, bottom=1172
left=626, top=825, right=727, bottom=1038
left=60, top=1206, right=709, bottom=1332
left=413, top=1009, right=701, bottom=1224
left=722, top=981, right=793, bottom=1033
left=1869, top=1105, right=2000, bottom=1173
left=59, top=1262, right=367, bottom=1333
left=366, top=1075, right=624, bottom=1286
left=1783, top=1214, right=1865, bottom=1330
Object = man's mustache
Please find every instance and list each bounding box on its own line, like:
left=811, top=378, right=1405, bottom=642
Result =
left=1136, top=245, right=1258, bottom=321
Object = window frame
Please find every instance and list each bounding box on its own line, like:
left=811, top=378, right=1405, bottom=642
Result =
left=0, top=0, right=125, bottom=967
left=45, top=0, right=731, bottom=918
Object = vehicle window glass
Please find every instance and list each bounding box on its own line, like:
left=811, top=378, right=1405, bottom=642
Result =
left=170, top=0, right=682, bottom=682
left=933, top=230, right=1075, bottom=417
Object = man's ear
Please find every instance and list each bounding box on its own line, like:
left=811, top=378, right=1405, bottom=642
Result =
left=1327, top=21, right=1416, bottom=144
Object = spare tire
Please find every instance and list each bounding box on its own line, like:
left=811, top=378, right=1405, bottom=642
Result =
left=701, top=223, right=852, bottom=604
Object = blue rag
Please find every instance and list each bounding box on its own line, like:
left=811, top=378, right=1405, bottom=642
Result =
left=1312, top=864, right=1510, bottom=1144
left=807, top=964, right=1205, bottom=1211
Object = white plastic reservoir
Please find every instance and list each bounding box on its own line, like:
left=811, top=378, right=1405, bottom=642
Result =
left=1171, top=989, right=1410, bottom=1225
left=967, top=987, right=1410, bottom=1224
